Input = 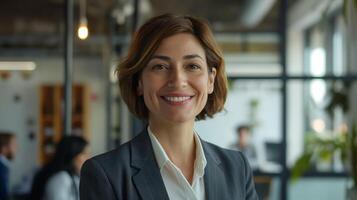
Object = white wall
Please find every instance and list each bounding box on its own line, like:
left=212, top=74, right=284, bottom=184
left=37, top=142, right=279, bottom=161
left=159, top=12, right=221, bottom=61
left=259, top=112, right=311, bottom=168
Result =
left=0, top=56, right=107, bottom=189
left=0, top=72, right=38, bottom=191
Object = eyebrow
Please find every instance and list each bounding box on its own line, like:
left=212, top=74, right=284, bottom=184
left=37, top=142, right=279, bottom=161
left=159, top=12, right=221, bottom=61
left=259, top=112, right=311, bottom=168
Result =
left=150, top=54, right=204, bottom=61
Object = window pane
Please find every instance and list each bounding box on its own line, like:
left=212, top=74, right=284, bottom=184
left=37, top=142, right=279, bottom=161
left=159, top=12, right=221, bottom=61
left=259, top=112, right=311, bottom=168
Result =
left=288, top=13, right=350, bottom=76
left=288, top=80, right=356, bottom=173
left=332, top=15, right=347, bottom=76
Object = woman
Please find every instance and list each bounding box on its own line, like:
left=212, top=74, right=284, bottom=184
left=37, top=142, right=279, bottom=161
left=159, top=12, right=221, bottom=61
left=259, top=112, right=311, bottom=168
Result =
left=29, top=136, right=89, bottom=200
left=80, top=14, right=258, bottom=200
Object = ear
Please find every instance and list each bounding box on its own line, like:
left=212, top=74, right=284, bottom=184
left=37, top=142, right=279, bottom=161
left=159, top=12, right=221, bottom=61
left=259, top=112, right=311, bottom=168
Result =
left=208, top=67, right=216, bottom=94
left=137, top=79, right=143, bottom=96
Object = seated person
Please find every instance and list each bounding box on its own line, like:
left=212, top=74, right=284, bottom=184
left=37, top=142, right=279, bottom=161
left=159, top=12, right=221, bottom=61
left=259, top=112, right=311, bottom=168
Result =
left=28, top=136, right=89, bottom=200
left=230, top=125, right=258, bottom=169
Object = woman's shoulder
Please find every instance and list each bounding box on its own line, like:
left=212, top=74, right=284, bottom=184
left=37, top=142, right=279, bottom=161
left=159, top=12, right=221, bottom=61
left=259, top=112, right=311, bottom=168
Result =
left=203, top=140, right=244, bottom=155
left=87, top=131, right=149, bottom=167
left=48, top=171, right=71, bottom=181
left=202, top=140, right=249, bottom=168
left=90, top=140, right=131, bottom=164
left=203, top=141, right=253, bottom=180
left=81, top=136, right=144, bottom=184
left=46, top=171, right=72, bottom=189
left=83, top=137, right=137, bottom=174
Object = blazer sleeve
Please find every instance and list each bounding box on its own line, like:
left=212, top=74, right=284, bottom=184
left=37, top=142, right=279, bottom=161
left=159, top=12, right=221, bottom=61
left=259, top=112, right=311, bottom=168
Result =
left=240, top=152, right=259, bottom=200
left=80, top=159, right=116, bottom=200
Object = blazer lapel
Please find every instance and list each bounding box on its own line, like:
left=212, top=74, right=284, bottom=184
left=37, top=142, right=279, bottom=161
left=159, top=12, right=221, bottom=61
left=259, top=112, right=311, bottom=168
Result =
left=130, top=130, right=169, bottom=200
left=202, top=141, right=225, bottom=200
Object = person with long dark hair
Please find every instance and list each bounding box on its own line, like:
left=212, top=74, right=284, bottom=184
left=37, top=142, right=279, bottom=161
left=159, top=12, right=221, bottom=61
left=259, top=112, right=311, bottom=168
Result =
left=28, top=135, right=88, bottom=200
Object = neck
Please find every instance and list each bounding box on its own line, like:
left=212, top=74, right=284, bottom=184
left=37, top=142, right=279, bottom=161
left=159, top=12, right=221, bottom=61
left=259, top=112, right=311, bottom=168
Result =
left=149, top=119, right=196, bottom=183
left=149, top=119, right=195, bottom=157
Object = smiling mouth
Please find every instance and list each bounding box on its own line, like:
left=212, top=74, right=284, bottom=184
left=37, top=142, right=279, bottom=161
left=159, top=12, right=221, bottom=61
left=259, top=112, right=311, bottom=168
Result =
left=161, top=96, right=194, bottom=103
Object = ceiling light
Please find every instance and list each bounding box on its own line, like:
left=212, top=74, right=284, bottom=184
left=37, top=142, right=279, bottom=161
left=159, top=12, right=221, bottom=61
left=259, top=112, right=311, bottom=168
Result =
left=78, top=18, right=89, bottom=40
left=0, top=61, right=36, bottom=71
left=77, top=0, right=89, bottom=40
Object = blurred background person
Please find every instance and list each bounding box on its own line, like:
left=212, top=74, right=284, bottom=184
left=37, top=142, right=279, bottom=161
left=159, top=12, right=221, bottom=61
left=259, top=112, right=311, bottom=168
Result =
left=28, top=135, right=89, bottom=200
left=230, top=125, right=258, bottom=170
left=0, top=132, right=17, bottom=200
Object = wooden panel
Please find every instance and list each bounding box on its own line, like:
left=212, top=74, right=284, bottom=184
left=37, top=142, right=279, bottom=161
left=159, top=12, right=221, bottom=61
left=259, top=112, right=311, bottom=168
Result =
left=38, top=84, right=89, bottom=165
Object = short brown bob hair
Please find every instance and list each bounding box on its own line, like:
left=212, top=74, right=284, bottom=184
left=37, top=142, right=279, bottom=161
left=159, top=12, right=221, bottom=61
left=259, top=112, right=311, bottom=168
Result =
left=117, top=13, right=228, bottom=120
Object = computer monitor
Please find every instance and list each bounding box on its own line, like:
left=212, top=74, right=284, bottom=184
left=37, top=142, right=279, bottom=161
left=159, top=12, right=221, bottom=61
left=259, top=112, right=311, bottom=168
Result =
left=265, top=142, right=282, bottom=164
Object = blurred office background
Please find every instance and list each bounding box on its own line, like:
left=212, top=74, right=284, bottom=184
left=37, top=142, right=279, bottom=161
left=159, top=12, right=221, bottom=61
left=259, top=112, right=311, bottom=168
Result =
left=0, top=0, right=356, bottom=199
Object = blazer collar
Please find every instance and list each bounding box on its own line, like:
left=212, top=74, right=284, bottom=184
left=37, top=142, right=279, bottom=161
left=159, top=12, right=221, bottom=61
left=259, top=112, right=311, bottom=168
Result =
left=201, top=140, right=226, bottom=200
left=130, top=129, right=169, bottom=200
left=129, top=129, right=225, bottom=200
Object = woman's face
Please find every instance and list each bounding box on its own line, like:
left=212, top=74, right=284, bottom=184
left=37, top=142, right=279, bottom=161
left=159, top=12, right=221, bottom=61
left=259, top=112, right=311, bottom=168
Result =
left=138, top=33, right=216, bottom=124
left=73, top=146, right=89, bottom=174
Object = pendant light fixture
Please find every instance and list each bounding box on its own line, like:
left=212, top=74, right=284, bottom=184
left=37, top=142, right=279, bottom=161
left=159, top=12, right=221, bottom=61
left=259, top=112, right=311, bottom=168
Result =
left=77, top=0, right=89, bottom=40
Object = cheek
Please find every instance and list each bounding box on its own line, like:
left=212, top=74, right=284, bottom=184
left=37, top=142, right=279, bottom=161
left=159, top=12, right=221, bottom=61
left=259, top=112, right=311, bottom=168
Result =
left=141, top=84, right=160, bottom=108
left=196, top=77, right=212, bottom=95
left=78, top=154, right=88, bottom=166
left=142, top=85, right=156, bottom=100
left=141, top=75, right=164, bottom=96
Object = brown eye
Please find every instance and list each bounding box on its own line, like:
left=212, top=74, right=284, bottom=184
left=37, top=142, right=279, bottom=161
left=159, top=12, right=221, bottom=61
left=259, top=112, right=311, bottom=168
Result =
left=152, top=64, right=168, bottom=71
left=187, top=64, right=201, bottom=71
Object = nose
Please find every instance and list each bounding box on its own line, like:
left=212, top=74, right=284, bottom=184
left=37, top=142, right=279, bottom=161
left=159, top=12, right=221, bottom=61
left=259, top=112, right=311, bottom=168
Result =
left=167, top=66, right=187, bottom=88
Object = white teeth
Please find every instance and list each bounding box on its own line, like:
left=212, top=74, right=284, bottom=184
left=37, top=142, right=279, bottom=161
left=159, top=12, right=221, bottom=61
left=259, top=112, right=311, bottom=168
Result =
left=164, top=96, right=191, bottom=102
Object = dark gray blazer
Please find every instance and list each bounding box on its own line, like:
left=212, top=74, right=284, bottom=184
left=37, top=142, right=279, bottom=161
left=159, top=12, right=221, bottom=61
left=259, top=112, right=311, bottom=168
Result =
left=80, top=129, right=258, bottom=200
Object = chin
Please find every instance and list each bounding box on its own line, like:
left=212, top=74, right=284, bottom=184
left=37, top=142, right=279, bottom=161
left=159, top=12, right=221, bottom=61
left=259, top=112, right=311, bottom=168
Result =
left=165, top=115, right=195, bottom=124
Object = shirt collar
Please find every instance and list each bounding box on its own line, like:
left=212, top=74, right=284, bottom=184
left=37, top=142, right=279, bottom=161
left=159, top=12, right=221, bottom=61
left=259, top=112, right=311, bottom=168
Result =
left=193, top=131, right=207, bottom=178
left=0, top=155, right=10, bottom=167
left=147, top=126, right=207, bottom=177
left=148, top=126, right=170, bottom=170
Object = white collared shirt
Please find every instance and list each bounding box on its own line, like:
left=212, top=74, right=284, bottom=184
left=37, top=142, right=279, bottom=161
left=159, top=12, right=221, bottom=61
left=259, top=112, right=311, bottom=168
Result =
left=44, top=170, right=80, bottom=200
left=0, top=155, right=10, bottom=168
left=148, top=126, right=207, bottom=200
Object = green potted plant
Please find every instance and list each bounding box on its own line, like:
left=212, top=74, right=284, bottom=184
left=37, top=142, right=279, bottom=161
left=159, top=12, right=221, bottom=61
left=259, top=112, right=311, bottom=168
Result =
left=291, top=129, right=348, bottom=181
left=291, top=123, right=357, bottom=199
left=291, top=79, right=350, bottom=180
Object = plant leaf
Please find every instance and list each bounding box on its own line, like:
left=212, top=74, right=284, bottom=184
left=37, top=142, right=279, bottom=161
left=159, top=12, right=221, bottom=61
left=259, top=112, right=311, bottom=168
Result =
left=351, top=123, right=357, bottom=187
left=344, top=0, right=349, bottom=24
left=319, top=149, right=332, bottom=161
left=291, top=152, right=313, bottom=182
